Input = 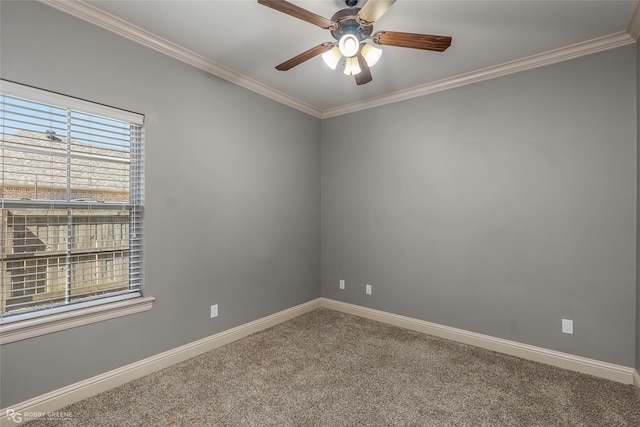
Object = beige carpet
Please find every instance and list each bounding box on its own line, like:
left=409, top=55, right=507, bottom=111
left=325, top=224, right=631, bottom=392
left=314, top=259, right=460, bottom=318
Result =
left=24, top=308, right=640, bottom=426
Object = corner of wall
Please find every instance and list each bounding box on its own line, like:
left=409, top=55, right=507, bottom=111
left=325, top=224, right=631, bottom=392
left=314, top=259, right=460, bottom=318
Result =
left=636, top=37, right=640, bottom=373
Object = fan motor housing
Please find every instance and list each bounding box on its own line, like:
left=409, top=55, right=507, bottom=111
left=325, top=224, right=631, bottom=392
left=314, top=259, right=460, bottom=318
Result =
left=330, top=8, right=372, bottom=42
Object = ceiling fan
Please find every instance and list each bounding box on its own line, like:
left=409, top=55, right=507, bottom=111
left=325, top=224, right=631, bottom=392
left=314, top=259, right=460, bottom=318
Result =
left=257, top=0, right=452, bottom=85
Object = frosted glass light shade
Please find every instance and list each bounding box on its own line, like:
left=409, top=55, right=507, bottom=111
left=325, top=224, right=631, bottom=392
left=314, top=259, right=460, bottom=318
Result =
left=338, top=34, right=360, bottom=57
left=361, top=43, right=382, bottom=67
left=321, top=46, right=342, bottom=70
left=343, top=56, right=361, bottom=75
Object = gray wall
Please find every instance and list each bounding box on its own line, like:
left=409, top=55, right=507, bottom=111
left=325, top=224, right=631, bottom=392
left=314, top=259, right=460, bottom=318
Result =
left=636, top=37, right=640, bottom=373
left=0, top=1, right=320, bottom=408
left=321, top=45, right=637, bottom=367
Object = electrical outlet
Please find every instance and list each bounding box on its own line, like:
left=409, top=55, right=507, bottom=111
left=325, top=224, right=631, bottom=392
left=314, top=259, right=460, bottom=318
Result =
left=210, top=304, right=218, bottom=318
left=365, top=284, right=372, bottom=295
left=339, top=279, right=345, bottom=290
left=562, top=318, right=573, bottom=334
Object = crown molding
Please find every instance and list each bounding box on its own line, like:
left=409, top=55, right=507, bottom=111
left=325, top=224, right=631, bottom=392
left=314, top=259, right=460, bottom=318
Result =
left=320, top=31, right=635, bottom=118
left=627, top=0, right=640, bottom=40
left=41, top=0, right=638, bottom=120
left=39, top=0, right=323, bottom=118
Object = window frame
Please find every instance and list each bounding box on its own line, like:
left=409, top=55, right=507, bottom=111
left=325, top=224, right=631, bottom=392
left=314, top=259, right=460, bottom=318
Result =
left=0, top=80, right=153, bottom=344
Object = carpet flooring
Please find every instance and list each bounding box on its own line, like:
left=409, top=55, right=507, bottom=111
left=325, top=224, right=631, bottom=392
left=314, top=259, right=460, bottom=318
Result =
left=23, top=308, right=640, bottom=426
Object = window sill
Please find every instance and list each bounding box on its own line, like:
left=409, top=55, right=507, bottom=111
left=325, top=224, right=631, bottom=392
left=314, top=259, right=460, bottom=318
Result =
left=0, top=296, right=155, bottom=345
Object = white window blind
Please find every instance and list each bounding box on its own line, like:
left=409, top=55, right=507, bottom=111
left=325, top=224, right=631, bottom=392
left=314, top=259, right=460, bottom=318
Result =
left=0, top=81, right=144, bottom=321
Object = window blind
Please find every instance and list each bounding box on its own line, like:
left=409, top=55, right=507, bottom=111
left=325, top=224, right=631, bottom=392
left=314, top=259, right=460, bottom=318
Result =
left=0, top=81, right=144, bottom=321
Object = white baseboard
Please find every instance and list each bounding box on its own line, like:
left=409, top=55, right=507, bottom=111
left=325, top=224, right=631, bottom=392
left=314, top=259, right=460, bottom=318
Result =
left=2, top=297, right=637, bottom=424
left=318, top=298, right=637, bottom=386
left=0, top=298, right=321, bottom=425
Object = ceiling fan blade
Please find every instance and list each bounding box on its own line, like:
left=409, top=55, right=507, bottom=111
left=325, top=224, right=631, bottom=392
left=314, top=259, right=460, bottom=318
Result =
left=355, top=53, right=372, bottom=85
left=275, top=43, right=334, bottom=71
left=373, top=31, right=451, bottom=51
left=357, top=0, right=397, bottom=25
left=258, top=0, right=335, bottom=29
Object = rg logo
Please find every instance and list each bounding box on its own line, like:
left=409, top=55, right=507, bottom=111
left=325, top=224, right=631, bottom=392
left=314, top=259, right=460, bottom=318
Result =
left=6, top=409, right=22, bottom=423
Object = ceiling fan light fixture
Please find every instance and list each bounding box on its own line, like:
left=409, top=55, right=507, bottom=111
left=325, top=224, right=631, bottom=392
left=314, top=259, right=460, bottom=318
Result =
left=343, top=56, right=361, bottom=75
left=321, top=46, right=342, bottom=70
left=361, top=43, right=382, bottom=67
left=338, top=33, right=360, bottom=57
left=258, top=0, right=452, bottom=86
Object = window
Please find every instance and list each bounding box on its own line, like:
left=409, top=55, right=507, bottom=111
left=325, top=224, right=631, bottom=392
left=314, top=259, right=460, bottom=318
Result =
left=0, top=81, right=152, bottom=343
